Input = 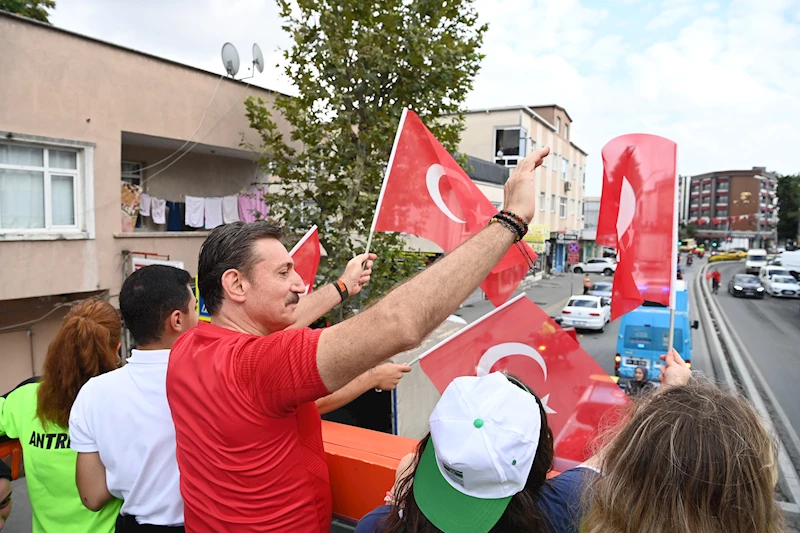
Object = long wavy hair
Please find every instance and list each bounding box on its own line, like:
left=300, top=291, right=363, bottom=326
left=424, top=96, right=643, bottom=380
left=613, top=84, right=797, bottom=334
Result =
left=582, top=377, right=784, bottom=533
left=36, top=299, right=121, bottom=428
left=382, top=389, right=555, bottom=533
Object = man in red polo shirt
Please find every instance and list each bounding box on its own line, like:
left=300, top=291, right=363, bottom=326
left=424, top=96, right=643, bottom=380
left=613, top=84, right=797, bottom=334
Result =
left=166, top=146, right=550, bottom=532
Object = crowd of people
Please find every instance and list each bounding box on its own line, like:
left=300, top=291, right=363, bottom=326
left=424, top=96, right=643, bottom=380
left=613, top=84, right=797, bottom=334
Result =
left=0, top=147, right=787, bottom=532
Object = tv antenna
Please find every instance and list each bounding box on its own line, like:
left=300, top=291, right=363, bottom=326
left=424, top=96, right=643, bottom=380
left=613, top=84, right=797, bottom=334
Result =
left=220, top=42, right=264, bottom=80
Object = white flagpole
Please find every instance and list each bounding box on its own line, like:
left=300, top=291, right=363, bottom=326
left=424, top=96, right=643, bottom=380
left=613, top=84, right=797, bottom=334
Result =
left=667, top=147, right=680, bottom=352
left=365, top=108, right=409, bottom=255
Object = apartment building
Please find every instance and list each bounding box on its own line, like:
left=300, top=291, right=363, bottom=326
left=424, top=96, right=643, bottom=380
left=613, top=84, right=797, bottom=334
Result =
left=458, top=104, right=588, bottom=271
left=687, top=167, right=779, bottom=248
left=0, top=12, right=294, bottom=391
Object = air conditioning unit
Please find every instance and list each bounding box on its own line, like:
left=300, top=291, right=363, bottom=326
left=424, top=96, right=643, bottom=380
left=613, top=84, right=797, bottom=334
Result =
left=564, top=181, right=572, bottom=193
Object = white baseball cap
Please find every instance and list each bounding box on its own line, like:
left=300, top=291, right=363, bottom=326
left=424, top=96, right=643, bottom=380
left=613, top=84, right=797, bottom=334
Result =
left=412, top=372, right=543, bottom=533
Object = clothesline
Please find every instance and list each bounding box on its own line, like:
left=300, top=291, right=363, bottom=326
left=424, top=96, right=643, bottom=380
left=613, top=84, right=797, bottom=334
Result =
left=121, top=184, right=270, bottom=233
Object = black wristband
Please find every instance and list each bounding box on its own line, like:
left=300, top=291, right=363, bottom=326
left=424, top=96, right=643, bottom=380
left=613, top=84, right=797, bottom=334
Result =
left=491, top=216, right=524, bottom=242
left=334, top=279, right=349, bottom=303
left=492, top=213, right=526, bottom=241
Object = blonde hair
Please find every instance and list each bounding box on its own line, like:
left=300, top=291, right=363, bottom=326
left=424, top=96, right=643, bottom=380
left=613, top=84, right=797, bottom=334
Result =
left=583, top=377, right=784, bottom=533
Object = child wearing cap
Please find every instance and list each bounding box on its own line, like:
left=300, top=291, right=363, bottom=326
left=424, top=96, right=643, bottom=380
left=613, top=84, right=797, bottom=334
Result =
left=355, top=372, right=599, bottom=533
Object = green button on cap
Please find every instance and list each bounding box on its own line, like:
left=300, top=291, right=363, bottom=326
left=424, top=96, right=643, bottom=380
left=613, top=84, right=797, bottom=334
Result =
left=473, top=418, right=484, bottom=428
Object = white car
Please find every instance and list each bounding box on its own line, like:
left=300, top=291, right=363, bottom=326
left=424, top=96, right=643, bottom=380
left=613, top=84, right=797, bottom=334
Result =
left=560, top=295, right=611, bottom=331
left=763, top=275, right=800, bottom=298
left=572, top=258, right=617, bottom=276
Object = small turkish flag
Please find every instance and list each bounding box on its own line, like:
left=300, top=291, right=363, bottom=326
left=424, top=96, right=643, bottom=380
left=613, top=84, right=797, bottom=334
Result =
left=417, top=294, right=629, bottom=462
left=373, top=109, right=533, bottom=306
left=289, top=225, right=320, bottom=295
left=596, top=134, right=678, bottom=320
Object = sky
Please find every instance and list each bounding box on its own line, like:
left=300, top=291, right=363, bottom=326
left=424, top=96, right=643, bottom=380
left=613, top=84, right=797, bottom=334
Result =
left=50, top=0, right=800, bottom=196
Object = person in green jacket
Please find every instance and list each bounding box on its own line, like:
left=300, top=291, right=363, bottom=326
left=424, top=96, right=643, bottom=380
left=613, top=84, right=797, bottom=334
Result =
left=0, top=299, right=123, bottom=533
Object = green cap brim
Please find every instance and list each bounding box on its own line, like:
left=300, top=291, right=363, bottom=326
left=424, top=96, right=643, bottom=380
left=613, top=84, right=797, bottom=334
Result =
left=412, top=442, right=513, bottom=533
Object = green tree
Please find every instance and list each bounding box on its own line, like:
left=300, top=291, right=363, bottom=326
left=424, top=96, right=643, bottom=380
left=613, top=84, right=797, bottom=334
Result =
left=243, top=0, right=486, bottom=322
left=0, top=0, right=55, bottom=23
left=776, top=174, right=800, bottom=243
left=679, top=223, right=697, bottom=242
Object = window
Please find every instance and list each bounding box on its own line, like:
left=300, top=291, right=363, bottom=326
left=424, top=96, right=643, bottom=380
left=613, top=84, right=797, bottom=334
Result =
left=0, top=143, right=80, bottom=231
left=539, top=192, right=546, bottom=211
left=556, top=117, right=561, bottom=135
left=122, top=161, right=143, bottom=186
left=715, top=195, right=728, bottom=205
left=551, top=194, right=556, bottom=213
left=570, top=199, right=575, bottom=215
left=716, top=181, right=729, bottom=191
left=716, top=209, right=728, bottom=217
left=572, top=163, right=577, bottom=181
left=690, top=199, right=699, bottom=207
left=552, top=152, right=559, bottom=171
left=494, top=128, right=527, bottom=167
left=561, top=158, right=568, bottom=180
left=559, top=197, right=567, bottom=218
left=702, top=183, right=711, bottom=191
left=491, top=201, right=502, bottom=210
left=564, top=124, right=569, bottom=140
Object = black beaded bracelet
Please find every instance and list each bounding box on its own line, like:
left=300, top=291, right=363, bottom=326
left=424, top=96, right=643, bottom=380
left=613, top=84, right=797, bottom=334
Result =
left=500, top=209, right=529, bottom=227
left=493, top=213, right=527, bottom=241
left=490, top=215, right=525, bottom=242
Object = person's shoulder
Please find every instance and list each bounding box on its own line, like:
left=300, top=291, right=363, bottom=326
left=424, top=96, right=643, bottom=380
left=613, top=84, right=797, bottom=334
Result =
left=355, top=505, right=393, bottom=533
left=538, top=467, right=599, bottom=533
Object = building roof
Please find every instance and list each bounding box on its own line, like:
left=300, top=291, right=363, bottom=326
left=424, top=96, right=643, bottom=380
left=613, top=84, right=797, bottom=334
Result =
left=690, top=166, right=778, bottom=181
left=463, top=105, right=588, bottom=156
left=462, top=155, right=509, bottom=186
left=529, top=104, right=573, bottom=123
left=0, top=11, right=284, bottom=96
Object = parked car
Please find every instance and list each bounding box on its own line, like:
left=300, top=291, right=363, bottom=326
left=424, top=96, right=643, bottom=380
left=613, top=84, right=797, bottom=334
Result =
left=727, top=274, right=764, bottom=298
left=587, top=281, right=613, bottom=300
left=572, top=258, right=617, bottom=276
left=763, top=275, right=800, bottom=298
left=560, top=295, right=611, bottom=332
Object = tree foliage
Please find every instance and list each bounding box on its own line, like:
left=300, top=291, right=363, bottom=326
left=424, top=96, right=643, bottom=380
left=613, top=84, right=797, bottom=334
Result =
left=243, top=0, right=486, bottom=322
left=0, top=0, right=55, bottom=23
left=776, top=174, right=800, bottom=243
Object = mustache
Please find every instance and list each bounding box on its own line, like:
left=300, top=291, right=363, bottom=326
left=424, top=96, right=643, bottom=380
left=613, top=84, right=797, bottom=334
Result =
left=285, top=293, right=300, bottom=305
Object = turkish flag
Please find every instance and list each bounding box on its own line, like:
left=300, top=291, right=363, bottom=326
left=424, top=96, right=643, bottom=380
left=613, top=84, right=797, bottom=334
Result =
left=289, top=225, right=320, bottom=295
left=373, top=109, right=533, bottom=307
left=596, top=134, right=678, bottom=320
left=417, top=294, right=629, bottom=463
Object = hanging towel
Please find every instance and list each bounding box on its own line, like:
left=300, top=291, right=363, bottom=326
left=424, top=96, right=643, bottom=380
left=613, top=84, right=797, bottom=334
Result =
left=238, top=187, right=270, bottom=223
left=204, top=197, right=223, bottom=229
left=151, top=197, right=167, bottom=224
left=222, top=195, right=240, bottom=224
left=166, top=201, right=183, bottom=231
left=185, top=196, right=205, bottom=228
left=139, top=193, right=152, bottom=217
left=121, top=182, right=142, bottom=233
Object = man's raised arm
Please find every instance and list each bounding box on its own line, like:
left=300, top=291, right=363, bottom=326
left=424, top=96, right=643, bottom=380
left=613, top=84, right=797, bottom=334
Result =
left=316, top=147, right=550, bottom=392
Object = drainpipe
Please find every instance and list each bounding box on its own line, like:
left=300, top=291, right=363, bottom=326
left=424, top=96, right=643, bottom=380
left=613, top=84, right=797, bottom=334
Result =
left=28, top=327, right=35, bottom=376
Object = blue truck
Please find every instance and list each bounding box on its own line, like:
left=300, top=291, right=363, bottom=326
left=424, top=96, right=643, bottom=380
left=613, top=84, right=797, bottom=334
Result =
left=614, top=281, right=699, bottom=383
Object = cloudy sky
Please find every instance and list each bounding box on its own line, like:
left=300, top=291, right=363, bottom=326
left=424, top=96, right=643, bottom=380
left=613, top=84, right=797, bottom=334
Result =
left=51, top=0, right=799, bottom=195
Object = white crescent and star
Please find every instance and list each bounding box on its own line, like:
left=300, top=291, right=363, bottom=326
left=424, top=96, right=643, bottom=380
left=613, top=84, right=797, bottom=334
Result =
left=616, top=176, right=636, bottom=242
left=426, top=164, right=467, bottom=224
left=476, top=342, right=557, bottom=414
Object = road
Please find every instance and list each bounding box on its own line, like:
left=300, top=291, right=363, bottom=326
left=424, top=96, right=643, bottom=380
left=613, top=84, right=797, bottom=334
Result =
left=711, top=260, right=800, bottom=440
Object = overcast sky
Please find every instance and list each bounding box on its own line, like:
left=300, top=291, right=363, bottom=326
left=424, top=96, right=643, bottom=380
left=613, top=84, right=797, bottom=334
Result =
left=51, top=0, right=799, bottom=195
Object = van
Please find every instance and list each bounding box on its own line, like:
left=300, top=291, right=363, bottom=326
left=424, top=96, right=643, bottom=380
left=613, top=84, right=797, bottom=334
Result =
left=615, top=283, right=699, bottom=383
left=759, top=265, right=789, bottom=285
left=774, top=250, right=800, bottom=280
left=745, top=248, right=768, bottom=274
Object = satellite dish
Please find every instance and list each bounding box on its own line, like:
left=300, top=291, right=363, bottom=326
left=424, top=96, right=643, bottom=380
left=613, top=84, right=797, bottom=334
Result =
left=221, top=42, right=240, bottom=77
left=252, top=43, right=264, bottom=74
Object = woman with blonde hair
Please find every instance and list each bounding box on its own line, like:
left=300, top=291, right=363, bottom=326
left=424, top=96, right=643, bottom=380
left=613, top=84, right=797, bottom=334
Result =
left=583, top=351, right=784, bottom=533
left=0, top=299, right=123, bottom=532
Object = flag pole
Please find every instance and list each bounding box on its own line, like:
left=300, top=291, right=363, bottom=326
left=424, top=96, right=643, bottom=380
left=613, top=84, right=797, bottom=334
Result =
left=667, top=152, right=680, bottom=352
left=365, top=108, right=409, bottom=255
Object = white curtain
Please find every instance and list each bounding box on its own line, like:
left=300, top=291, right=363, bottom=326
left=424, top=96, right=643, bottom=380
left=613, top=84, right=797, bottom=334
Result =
left=51, top=175, right=75, bottom=226
left=0, top=169, right=45, bottom=228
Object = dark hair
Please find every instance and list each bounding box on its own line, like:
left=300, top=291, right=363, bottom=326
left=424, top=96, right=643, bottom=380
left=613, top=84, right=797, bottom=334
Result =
left=198, top=221, right=283, bottom=315
left=37, top=299, right=121, bottom=428
left=119, top=265, right=193, bottom=346
left=383, top=389, right=555, bottom=533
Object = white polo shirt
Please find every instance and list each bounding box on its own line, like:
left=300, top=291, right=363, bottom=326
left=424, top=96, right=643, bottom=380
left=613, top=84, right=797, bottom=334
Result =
left=69, top=349, right=183, bottom=526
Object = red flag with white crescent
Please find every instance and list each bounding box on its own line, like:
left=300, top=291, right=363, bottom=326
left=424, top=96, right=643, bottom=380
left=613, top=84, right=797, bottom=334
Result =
left=417, top=294, right=629, bottom=463
left=289, top=225, right=320, bottom=295
left=372, top=109, right=533, bottom=307
left=596, top=134, right=678, bottom=320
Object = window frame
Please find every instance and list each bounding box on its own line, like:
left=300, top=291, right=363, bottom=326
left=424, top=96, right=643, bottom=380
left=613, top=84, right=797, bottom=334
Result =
left=493, top=126, right=528, bottom=167
left=0, top=134, right=94, bottom=240
left=551, top=194, right=556, bottom=213
left=559, top=197, right=568, bottom=219
left=539, top=192, right=546, bottom=211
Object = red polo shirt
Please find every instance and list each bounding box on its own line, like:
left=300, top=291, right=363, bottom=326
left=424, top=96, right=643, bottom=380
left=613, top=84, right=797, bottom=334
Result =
left=166, top=322, right=331, bottom=532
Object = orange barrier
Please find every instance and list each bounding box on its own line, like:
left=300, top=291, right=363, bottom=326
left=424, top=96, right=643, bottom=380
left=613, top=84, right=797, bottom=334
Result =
left=322, top=421, right=418, bottom=522
left=0, top=439, right=22, bottom=480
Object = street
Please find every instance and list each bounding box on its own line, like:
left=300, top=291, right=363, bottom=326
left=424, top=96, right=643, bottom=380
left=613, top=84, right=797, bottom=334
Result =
left=711, top=260, right=800, bottom=440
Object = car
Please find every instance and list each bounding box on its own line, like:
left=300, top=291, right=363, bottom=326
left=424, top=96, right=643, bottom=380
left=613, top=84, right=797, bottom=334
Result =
left=572, top=258, right=617, bottom=276
left=763, top=275, right=800, bottom=298
left=587, top=281, right=613, bottom=299
left=758, top=265, right=790, bottom=285
left=708, top=251, right=738, bottom=262
left=727, top=274, right=764, bottom=298
left=560, top=295, right=611, bottom=332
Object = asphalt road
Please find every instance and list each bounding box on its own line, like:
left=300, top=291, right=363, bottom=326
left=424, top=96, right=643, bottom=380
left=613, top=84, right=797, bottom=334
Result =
left=712, top=260, right=800, bottom=440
